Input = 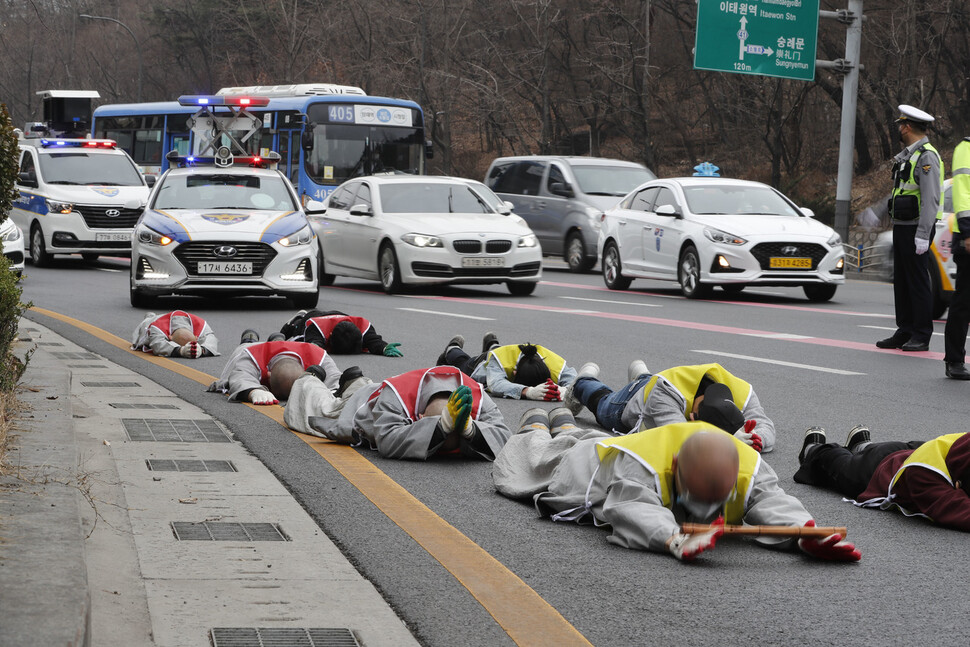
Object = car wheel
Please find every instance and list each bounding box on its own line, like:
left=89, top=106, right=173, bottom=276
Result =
left=678, top=245, right=710, bottom=298
left=507, top=281, right=537, bottom=296
left=81, top=253, right=99, bottom=262
left=803, top=284, right=837, bottom=302
left=379, top=244, right=403, bottom=294
left=721, top=284, right=745, bottom=295
left=602, top=241, right=632, bottom=290
left=318, top=247, right=335, bottom=286
left=30, top=224, right=52, bottom=268
left=565, top=233, right=595, bottom=273
left=129, top=283, right=155, bottom=308
left=289, top=291, right=320, bottom=309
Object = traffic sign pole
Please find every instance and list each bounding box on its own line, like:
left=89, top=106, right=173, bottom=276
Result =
left=833, top=0, right=863, bottom=242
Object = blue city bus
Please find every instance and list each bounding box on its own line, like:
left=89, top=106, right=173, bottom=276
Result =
left=91, top=84, right=431, bottom=202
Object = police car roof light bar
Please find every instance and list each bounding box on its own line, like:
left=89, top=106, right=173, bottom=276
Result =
left=177, top=95, right=270, bottom=108
left=39, top=138, right=116, bottom=149
left=165, top=150, right=281, bottom=169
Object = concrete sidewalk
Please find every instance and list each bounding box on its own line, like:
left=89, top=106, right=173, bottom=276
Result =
left=0, top=321, right=420, bottom=647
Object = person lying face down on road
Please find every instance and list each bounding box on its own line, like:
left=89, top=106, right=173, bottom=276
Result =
left=437, top=332, right=577, bottom=402
left=561, top=361, right=772, bottom=453
left=278, top=309, right=403, bottom=357
left=206, top=329, right=340, bottom=405
left=130, top=310, right=219, bottom=358
left=494, top=413, right=860, bottom=563
left=286, top=365, right=512, bottom=461
left=795, top=425, right=970, bottom=532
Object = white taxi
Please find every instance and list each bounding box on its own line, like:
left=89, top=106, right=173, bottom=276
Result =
left=598, top=177, right=845, bottom=301
left=312, top=176, right=541, bottom=294
left=130, top=162, right=320, bottom=308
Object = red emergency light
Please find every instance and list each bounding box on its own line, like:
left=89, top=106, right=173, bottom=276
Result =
left=178, top=95, right=270, bottom=108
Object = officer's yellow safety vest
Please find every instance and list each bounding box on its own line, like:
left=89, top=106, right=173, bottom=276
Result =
left=641, top=363, right=752, bottom=416
left=951, top=138, right=970, bottom=233
left=595, top=421, right=761, bottom=524
left=486, top=344, right=566, bottom=382
left=892, top=141, right=944, bottom=221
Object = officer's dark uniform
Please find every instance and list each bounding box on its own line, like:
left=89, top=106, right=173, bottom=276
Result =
left=943, top=137, right=970, bottom=379
left=877, top=105, right=943, bottom=352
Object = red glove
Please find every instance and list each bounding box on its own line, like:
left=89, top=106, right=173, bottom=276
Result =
left=543, top=379, right=561, bottom=402
left=523, top=379, right=561, bottom=401
left=668, top=515, right=724, bottom=562
left=734, top=419, right=763, bottom=453
left=179, top=341, right=201, bottom=358
left=798, top=520, right=861, bottom=562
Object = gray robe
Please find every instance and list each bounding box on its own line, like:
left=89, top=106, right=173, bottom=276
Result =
left=131, top=311, right=219, bottom=357
left=207, top=342, right=339, bottom=401
left=493, top=427, right=811, bottom=554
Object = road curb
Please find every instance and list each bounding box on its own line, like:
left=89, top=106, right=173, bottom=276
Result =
left=0, top=332, right=91, bottom=647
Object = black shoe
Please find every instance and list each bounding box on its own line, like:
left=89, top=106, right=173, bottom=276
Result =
left=844, top=424, right=871, bottom=453
left=946, top=362, right=970, bottom=380
left=482, top=331, right=500, bottom=354
left=799, top=426, right=826, bottom=464
left=336, top=366, right=364, bottom=397
left=876, top=335, right=909, bottom=349
left=437, top=335, right=465, bottom=366
left=240, top=328, right=259, bottom=344
left=900, top=339, right=930, bottom=352
left=267, top=332, right=285, bottom=342
left=305, top=364, right=327, bottom=383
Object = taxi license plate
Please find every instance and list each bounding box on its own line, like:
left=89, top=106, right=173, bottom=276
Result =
left=769, top=257, right=812, bottom=269
left=198, top=261, right=252, bottom=274
left=95, top=233, right=129, bottom=242
left=461, top=257, right=505, bottom=268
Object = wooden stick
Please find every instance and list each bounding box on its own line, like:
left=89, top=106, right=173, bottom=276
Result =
left=681, top=523, right=847, bottom=539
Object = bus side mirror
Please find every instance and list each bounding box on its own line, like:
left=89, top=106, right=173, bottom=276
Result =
left=302, top=129, right=314, bottom=151
left=425, top=140, right=434, bottom=159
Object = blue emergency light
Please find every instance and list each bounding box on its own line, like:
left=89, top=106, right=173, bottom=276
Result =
left=693, top=162, right=720, bottom=177
left=177, top=95, right=270, bottom=108
left=39, top=138, right=116, bottom=149
left=165, top=150, right=281, bottom=169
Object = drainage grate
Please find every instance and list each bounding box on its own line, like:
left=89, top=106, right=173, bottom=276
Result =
left=110, top=403, right=179, bottom=410
left=53, top=352, right=100, bottom=360
left=210, top=627, right=360, bottom=646
left=81, top=381, right=141, bottom=387
left=122, top=418, right=231, bottom=443
left=36, top=342, right=64, bottom=346
left=172, top=522, right=288, bottom=542
left=147, top=459, right=236, bottom=472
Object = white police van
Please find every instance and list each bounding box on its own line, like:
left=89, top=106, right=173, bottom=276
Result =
left=9, top=90, right=151, bottom=266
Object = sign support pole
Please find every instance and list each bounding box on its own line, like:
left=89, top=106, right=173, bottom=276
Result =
left=830, top=0, right=863, bottom=242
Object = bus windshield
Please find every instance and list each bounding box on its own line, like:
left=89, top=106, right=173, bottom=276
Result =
left=304, top=123, right=424, bottom=184
left=39, top=152, right=144, bottom=186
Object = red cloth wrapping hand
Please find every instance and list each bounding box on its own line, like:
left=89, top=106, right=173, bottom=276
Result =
left=734, top=419, right=763, bottom=453
left=798, top=520, right=861, bottom=561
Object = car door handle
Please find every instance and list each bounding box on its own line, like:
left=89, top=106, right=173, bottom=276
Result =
left=618, top=220, right=627, bottom=226
left=642, top=225, right=652, bottom=231
left=536, top=201, right=546, bottom=209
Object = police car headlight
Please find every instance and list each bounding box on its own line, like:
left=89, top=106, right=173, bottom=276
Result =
left=402, top=233, right=443, bottom=248
left=827, top=232, right=842, bottom=247
left=278, top=225, right=313, bottom=247
left=1, top=224, right=22, bottom=243
left=46, top=200, right=73, bottom=214
left=136, top=224, right=174, bottom=246
left=518, top=234, right=538, bottom=248
left=704, top=227, right=747, bottom=246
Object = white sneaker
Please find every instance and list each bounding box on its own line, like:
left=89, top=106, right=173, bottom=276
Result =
left=577, top=362, right=600, bottom=380
left=562, top=362, right=599, bottom=415
left=628, top=359, right=649, bottom=383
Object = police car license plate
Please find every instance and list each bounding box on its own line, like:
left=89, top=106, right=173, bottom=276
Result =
left=769, top=257, right=812, bottom=269
left=461, top=257, right=505, bottom=268
left=95, top=233, right=129, bottom=242
left=198, top=261, right=252, bottom=274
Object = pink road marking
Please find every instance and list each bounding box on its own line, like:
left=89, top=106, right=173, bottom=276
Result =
left=406, top=292, right=946, bottom=361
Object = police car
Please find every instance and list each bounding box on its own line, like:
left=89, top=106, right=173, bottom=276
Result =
left=10, top=137, right=151, bottom=265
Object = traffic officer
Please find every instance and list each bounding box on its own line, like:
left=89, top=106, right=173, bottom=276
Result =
left=944, top=136, right=970, bottom=379
left=876, top=104, right=943, bottom=352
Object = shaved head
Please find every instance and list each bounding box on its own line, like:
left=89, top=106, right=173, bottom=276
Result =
left=422, top=393, right=450, bottom=418
left=268, top=358, right=305, bottom=400
left=171, top=328, right=198, bottom=346
left=675, top=431, right=739, bottom=503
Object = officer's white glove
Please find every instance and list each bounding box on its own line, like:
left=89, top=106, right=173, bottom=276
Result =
left=667, top=516, right=724, bottom=562
left=523, top=379, right=561, bottom=401
left=915, top=237, right=930, bottom=255
left=249, top=388, right=278, bottom=405
left=179, top=341, right=201, bottom=358
left=734, top=420, right=763, bottom=453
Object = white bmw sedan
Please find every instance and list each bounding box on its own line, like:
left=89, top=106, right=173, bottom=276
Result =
left=598, top=177, right=845, bottom=301
left=1, top=218, right=25, bottom=276
left=130, top=165, right=320, bottom=308
left=312, top=176, right=542, bottom=295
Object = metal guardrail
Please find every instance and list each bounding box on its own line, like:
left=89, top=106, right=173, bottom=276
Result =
left=842, top=242, right=889, bottom=273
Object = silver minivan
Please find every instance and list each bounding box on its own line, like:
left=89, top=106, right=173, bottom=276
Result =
left=485, top=155, right=656, bottom=272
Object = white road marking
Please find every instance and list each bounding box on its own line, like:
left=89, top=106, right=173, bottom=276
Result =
left=692, top=350, right=866, bottom=375
left=396, top=307, right=494, bottom=321
left=559, top=296, right=662, bottom=308
left=859, top=324, right=944, bottom=337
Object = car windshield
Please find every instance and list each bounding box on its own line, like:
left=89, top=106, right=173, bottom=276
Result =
left=152, top=173, right=296, bottom=211
left=683, top=184, right=803, bottom=217
left=380, top=183, right=492, bottom=214
left=463, top=181, right=508, bottom=213
left=571, top=165, right=656, bottom=197
left=39, top=152, right=143, bottom=186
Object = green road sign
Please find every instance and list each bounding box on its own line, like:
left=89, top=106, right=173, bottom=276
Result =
left=694, top=0, right=819, bottom=81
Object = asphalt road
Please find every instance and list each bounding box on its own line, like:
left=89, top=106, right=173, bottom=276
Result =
left=20, top=255, right=970, bottom=647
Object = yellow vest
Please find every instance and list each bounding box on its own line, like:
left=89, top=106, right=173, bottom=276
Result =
left=890, top=433, right=964, bottom=491
left=892, top=141, right=944, bottom=221
left=595, top=421, right=761, bottom=524
left=641, top=363, right=752, bottom=415
left=951, top=138, right=970, bottom=233
left=486, top=344, right=567, bottom=382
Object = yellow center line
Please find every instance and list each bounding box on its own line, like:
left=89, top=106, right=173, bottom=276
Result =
left=30, top=306, right=592, bottom=647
